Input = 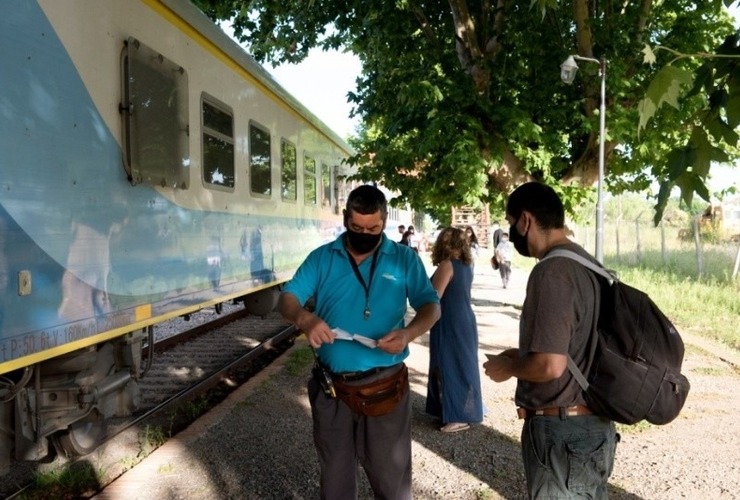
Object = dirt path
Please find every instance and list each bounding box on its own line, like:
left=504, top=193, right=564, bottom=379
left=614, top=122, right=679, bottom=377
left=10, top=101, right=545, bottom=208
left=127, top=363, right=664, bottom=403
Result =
left=469, top=262, right=740, bottom=499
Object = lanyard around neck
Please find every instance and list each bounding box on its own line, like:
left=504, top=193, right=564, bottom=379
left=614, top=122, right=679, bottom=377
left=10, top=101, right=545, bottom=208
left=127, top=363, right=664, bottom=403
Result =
left=348, top=249, right=379, bottom=320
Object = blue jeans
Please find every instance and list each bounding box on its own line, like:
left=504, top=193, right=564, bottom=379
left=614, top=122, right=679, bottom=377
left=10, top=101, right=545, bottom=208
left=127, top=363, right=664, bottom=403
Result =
left=521, top=415, right=618, bottom=499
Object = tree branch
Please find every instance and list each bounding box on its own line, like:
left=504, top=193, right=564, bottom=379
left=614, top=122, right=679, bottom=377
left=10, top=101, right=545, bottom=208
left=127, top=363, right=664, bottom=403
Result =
left=448, top=0, right=491, bottom=94
left=635, top=0, right=653, bottom=43
left=484, top=0, right=506, bottom=62
left=573, top=0, right=595, bottom=58
left=408, top=2, right=438, bottom=43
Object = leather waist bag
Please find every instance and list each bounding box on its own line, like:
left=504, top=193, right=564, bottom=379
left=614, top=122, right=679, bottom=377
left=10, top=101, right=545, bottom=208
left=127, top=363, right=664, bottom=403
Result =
left=334, top=364, right=408, bottom=417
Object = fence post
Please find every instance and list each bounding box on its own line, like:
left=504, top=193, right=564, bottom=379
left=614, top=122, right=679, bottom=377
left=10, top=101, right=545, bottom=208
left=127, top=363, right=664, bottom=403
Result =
left=693, top=215, right=704, bottom=278
left=733, top=240, right=740, bottom=279
left=660, top=219, right=666, bottom=266
left=635, top=216, right=642, bottom=263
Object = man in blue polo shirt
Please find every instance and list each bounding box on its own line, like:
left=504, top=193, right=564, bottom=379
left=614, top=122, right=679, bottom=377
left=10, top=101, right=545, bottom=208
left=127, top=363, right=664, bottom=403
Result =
left=278, top=184, right=440, bottom=500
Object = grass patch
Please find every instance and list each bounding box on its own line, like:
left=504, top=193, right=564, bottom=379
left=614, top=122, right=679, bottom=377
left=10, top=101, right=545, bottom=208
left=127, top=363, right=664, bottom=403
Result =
left=157, top=463, right=175, bottom=474
left=603, top=246, right=740, bottom=351
left=692, top=366, right=729, bottom=376
left=609, top=265, right=739, bottom=349
left=616, top=420, right=653, bottom=434
left=141, top=425, right=167, bottom=455
left=184, top=396, right=210, bottom=420
left=120, top=455, right=140, bottom=469
left=22, top=461, right=103, bottom=499
left=284, top=346, right=313, bottom=376
left=476, top=488, right=497, bottom=499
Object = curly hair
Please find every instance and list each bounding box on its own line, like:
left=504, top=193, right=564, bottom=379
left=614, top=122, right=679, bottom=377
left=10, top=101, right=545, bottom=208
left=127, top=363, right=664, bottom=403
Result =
left=431, top=227, right=472, bottom=266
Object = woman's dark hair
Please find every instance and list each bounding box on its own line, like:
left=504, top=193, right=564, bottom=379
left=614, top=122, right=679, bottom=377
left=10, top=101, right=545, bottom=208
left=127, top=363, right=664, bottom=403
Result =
left=345, top=184, right=388, bottom=220
left=464, top=225, right=479, bottom=245
left=506, top=182, right=564, bottom=230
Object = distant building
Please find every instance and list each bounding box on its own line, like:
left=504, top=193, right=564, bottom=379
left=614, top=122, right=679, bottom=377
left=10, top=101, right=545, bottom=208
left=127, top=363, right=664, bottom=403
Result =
left=723, top=196, right=740, bottom=234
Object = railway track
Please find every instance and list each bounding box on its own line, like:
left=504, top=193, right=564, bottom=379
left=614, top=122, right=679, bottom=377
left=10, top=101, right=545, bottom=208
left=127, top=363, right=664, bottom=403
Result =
left=1, top=307, right=299, bottom=499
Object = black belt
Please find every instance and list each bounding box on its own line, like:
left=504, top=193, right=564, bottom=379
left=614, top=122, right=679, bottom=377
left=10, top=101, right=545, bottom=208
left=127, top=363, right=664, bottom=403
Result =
left=332, top=366, right=386, bottom=382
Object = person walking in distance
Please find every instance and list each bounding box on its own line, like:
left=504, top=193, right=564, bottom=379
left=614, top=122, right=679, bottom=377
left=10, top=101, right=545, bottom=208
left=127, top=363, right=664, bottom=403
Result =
left=463, top=225, right=480, bottom=278
left=495, top=232, right=513, bottom=288
left=397, top=224, right=406, bottom=243
left=278, top=184, right=441, bottom=500
left=464, top=225, right=480, bottom=259
left=491, top=220, right=503, bottom=249
left=400, top=225, right=413, bottom=247
left=405, top=225, right=420, bottom=253
left=425, top=227, right=483, bottom=433
left=483, top=182, right=618, bottom=499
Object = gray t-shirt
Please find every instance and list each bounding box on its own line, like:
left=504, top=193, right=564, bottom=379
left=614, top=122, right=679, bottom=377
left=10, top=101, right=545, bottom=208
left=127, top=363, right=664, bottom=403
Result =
left=515, top=243, right=601, bottom=409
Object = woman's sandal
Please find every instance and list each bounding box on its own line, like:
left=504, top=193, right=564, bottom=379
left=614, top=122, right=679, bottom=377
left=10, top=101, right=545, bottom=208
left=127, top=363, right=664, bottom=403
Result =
left=440, top=422, right=470, bottom=433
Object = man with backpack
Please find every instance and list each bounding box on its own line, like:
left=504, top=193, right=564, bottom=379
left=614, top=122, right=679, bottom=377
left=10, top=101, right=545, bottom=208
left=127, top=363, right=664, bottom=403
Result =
left=483, top=182, right=618, bottom=499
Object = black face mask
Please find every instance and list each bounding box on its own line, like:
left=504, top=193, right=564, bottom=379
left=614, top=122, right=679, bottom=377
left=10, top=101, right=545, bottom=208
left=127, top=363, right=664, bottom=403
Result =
left=346, top=229, right=382, bottom=254
left=509, top=215, right=530, bottom=257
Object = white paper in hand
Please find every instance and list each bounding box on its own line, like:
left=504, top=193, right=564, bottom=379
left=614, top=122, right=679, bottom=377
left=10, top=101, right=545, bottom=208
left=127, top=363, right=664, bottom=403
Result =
left=331, top=328, right=378, bottom=348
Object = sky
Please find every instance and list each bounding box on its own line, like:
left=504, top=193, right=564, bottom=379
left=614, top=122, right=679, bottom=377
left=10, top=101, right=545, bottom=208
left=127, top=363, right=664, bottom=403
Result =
left=265, top=49, right=362, bottom=139
left=218, top=20, right=362, bottom=139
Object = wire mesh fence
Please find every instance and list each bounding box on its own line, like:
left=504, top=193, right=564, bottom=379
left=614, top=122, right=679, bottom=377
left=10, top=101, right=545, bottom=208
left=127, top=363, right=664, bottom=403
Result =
left=568, top=218, right=740, bottom=280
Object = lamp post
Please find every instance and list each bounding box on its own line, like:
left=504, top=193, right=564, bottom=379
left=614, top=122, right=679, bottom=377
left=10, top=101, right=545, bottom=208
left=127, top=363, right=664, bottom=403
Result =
left=560, top=55, right=606, bottom=264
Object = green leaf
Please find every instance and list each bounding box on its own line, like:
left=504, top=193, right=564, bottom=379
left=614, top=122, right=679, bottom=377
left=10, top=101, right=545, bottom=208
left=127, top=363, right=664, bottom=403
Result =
left=665, top=147, right=694, bottom=182
left=705, top=116, right=740, bottom=145
left=637, top=97, right=657, bottom=134
left=642, top=44, right=657, bottom=65
left=645, top=65, right=694, bottom=111
left=726, top=93, right=740, bottom=128
left=689, top=126, right=712, bottom=178
left=638, top=66, right=694, bottom=133
left=674, top=175, right=695, bottom=208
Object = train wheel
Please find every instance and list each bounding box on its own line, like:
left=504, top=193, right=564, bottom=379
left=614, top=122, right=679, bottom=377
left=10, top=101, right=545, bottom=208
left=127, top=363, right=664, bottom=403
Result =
left=54, top=411, right=104, bottom=457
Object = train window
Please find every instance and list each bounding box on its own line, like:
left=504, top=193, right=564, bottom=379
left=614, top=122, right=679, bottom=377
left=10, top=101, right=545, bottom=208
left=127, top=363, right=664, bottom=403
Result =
left=121, top=37, right=189, bottom=189
left=201, top=97, right=235, bottom=189
left=321, top=162, right=331, bottom=209
left=304, top=155, right=317, bottom=205
left=249, top=122, right=271, bottom=196
left=281, top=140, right=297, bottom=201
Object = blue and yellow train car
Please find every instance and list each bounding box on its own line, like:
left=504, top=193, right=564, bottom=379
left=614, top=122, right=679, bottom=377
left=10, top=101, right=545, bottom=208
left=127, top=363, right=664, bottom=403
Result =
left=0, top=0, right=356, bottom=469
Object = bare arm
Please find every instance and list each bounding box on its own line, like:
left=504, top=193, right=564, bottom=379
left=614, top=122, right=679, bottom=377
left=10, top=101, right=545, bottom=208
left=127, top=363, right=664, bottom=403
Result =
left=483, top=350, right=567, bottom=383
left=377, top=302, right=441, bottom=354
left=431, top=259, right=453, bottom=299
left=277, top=292, right=335, bottom=348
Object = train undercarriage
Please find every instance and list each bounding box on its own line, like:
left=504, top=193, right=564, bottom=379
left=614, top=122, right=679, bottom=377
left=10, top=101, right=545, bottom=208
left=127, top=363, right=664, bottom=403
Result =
left=0, top=287, right=280, bottom=475
left=0, top=330, right=146, bottom=474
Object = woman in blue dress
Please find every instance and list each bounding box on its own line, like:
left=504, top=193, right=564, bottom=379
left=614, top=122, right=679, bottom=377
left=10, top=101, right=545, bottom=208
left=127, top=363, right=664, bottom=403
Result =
left=425, top=227, right=483, bottom=432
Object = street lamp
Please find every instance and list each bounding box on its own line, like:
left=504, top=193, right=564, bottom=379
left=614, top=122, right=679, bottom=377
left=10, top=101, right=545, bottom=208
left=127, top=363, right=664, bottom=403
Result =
left=560, top=54, right=607, bottom=264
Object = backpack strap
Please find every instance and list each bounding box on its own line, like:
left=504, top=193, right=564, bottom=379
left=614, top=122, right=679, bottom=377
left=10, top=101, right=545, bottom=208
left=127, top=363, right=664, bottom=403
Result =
left=566, top=356, right=590, bottom=391
left=539, top=248, right=616, bottom=392
left=542, top=248, right=616, bottom=283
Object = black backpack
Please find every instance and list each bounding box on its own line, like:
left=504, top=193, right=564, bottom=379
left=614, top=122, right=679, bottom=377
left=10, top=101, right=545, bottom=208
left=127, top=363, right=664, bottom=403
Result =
left=543, top=249, right=691, bottom=425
